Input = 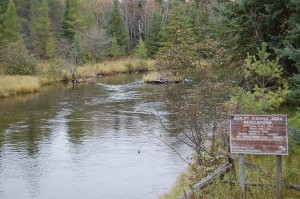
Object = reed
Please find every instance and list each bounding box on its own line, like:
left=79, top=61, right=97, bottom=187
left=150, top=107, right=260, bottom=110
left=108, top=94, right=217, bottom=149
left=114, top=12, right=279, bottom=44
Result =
left=0, top=75, right=40, bottom=98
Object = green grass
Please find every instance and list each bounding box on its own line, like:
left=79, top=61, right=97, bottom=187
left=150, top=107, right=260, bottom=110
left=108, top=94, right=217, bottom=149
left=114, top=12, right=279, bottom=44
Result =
left=0, top=75, right=41, bottom=98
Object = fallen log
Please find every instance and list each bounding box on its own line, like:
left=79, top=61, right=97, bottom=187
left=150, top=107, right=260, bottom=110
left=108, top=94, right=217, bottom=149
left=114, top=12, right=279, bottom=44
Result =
left=176, top=162, right=232, bottom=199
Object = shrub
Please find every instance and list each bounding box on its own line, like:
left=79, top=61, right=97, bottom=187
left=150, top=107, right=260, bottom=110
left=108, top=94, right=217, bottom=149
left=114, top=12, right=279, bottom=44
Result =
left=2, top=40, right=36, bottom=75
left=229, top=43, right=289, bottom=113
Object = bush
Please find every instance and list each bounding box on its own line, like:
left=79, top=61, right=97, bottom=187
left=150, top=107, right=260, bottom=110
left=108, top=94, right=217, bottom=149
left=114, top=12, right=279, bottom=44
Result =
left=37, top=59, right=64, bottom=82
left=2, top=40, right=36, bottom=75
left=287, top=74, right=300, bottom=106
left=229, top=43, right=289, bottom=113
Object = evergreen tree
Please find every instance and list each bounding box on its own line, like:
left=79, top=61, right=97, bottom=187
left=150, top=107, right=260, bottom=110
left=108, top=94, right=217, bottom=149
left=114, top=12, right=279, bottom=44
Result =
left=213, top=0, right=290, bottom=60
left=135, top=38, right=148, bottom=59
left=29, top=0, right=55, bottom=58
left=187, top=1, right=202, bottom=42
left=1, top=0, right=22, bottom=43
left=108, top=0, right=130, bottom=54
left=145, top=11, right=163, bottom=57
left=110, top=35, right=121, bottom=58
left=62, top=0, right=81, bottom=41
left=0, top=0, right=8, bottom=13
left=62, top=0, right=95, bottom=42
left=279, top=0, right=300, bottom=72
left=156, top=1, right=196, bottom=71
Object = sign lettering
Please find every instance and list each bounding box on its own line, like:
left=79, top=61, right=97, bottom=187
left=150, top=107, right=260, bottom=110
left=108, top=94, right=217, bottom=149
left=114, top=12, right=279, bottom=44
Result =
left=230, top=114, right=288, bottom=155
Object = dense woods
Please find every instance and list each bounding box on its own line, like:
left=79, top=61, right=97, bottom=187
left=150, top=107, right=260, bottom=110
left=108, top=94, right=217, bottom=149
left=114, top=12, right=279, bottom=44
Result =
left=2, top=0, right=296, bottom=106
left=0, top=0, right=299, bottom=73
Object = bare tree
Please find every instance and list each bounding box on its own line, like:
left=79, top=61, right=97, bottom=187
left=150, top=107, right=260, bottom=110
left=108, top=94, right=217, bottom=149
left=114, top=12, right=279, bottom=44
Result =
left=159, top=70, right=232, bottom=168
left=81, top=28, right=112, bottom=62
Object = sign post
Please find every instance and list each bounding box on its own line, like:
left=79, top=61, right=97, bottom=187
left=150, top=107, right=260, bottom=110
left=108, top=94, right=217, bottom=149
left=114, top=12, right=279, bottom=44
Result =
left=230, top=114, right=288, bottom=198
left=239, top=154, right=246, bottom=198
left=276, top=155, right=282, bottom=199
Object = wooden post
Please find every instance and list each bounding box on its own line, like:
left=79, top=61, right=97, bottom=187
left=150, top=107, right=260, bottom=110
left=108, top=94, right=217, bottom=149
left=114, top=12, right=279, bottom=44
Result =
left=239, top=154, right=246, bottom=198
left=276, top=155, right=282, bottom=199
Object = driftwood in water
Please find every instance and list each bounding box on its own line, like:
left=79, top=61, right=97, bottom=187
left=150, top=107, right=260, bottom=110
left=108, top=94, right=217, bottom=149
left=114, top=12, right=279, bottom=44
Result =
left=219, top=149, right=300, bottom=192
left=176, top=162, right=232, bottom=199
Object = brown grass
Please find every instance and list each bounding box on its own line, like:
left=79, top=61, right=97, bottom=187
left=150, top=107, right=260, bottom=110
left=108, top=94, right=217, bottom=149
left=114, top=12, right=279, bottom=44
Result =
left=77, top=57, right=155, bottom=77
left=0, top=75, right=41, bottom=98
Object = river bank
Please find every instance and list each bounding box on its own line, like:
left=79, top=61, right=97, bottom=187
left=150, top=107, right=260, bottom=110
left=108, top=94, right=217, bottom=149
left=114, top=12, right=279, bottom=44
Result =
left=160, top=107, right=300, bottom=199
left=0, top=57, right=155, bottom=98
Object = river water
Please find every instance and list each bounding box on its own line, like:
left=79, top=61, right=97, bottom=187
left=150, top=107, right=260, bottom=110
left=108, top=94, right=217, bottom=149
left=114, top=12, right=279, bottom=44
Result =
left=0, top=73, right=198, bottom=199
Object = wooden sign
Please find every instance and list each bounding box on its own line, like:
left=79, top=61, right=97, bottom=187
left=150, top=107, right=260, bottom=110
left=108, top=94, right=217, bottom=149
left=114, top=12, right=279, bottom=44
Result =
left=230, top=114, right=288, bottom=155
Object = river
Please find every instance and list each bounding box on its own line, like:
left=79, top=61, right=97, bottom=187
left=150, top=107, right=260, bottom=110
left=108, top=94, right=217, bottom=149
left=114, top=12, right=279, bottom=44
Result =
left=0, top=73, right=198, bottom=199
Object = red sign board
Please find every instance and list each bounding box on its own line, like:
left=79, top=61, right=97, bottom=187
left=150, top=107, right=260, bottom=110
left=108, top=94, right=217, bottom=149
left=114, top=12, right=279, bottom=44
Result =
left=230, top=114, right=288, bottom=155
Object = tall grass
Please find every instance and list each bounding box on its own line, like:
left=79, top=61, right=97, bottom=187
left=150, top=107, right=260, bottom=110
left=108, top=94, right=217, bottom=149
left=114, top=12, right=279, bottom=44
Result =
left=77, top=57, right=155, bottom=77
left=0, top=75, right=40, bottom=98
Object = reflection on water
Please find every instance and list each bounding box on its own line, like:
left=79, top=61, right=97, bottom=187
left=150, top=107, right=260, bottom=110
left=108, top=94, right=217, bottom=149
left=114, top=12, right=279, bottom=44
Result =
left=0, top=74, right=193, bottom=199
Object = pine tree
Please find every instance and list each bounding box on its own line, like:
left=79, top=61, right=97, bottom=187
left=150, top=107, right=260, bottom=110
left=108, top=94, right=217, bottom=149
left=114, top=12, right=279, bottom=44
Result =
left=110, top=35, right=121, bottom=58
left=1, top=0, right=21, bottom=43
left=29, top=0, right=56, bottom=58
left=145, top=11, right=163, bottom=57
left=108, top=0, right=130, bottom=54
left=280, top=0, right=300, bottom=72
left=213, top=0, right=290, bottom=59
left=62, top=0, right=95, bottom=42
left=62, top=0, right=81, bottom=41
left=156, top=1, right=196, bottom=71
left=135, top=38, right=148, bottom=59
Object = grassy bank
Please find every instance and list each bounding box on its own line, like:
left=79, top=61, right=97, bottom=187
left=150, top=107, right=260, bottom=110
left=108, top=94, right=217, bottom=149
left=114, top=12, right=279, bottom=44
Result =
left=161, top=112, right=300, bottom=199
left=77, top=57, right=155, bottom=78
left=0, top=57, right=155, bottom=98
left=0, top=75, right=41, bottom=98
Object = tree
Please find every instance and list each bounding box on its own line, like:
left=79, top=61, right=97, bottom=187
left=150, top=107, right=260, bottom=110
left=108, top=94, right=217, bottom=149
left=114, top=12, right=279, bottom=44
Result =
left=1, top=0, right=22, bottom=43
left=156, top=1, right=196, bottom=71
left=2, top=39, right=36, bottom=75
left=62, top=0, right=95, bottom=41
left=81, top=28, right=112, bottom=62
left=108, top=0, right=130, bottom=54
left=145, top=11, right=163, bottom=57
left=29, top=0, right=56, bottom=58
left=110, top=35, right=121, bottom=58
left=135, top=38, right=148, bottom=59
left=62, top=0, right=79, bottom=41
left=213, top=0, right=291, bottom=62
left=279, top=0, right=300, bottom=73
left=230, top=43, right=289, bottom=113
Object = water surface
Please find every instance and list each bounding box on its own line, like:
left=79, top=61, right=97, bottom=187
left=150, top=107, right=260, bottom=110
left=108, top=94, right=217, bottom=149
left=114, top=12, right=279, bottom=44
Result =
left=0, top=74, right=193, bottom=199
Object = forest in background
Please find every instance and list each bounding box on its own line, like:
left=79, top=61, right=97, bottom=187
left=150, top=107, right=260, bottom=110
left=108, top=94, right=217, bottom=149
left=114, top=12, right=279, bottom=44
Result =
left=0, top=0, right=300, bottom=128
